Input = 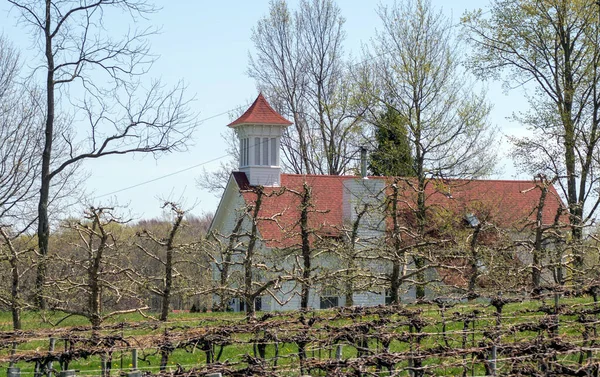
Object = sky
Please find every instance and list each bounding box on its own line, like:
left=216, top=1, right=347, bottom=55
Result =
left=0, top=0, right=530, bottom=220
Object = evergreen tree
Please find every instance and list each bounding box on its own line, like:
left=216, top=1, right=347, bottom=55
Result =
left=369, top=106, right=414, bottom=177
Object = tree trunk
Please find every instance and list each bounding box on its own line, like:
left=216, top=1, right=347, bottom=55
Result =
left=468, top=225, right=481, bottom=300
left=390, top=181, right=402, bottom=304
left=415, top=175, right=427, bottom=300
left=160, top=246, right=173, bottom=321
left=160, top=206, right=184, bottom=321
left=36, top=0, right=55, bottom=310
left=532, top=183, right=549, bottom=293
left=300, top=183, right=311, bottom=309
left=10, top=255, right=21, bottom=330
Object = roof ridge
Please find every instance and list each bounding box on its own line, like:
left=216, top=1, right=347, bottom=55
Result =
left=280, top=174, right=543, bottom=183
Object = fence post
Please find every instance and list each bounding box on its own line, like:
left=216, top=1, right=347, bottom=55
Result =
left=34, top=361, right=41, bottom=377
left=407, top=358, right=414, bottom=377
left=125, top=349, right=141, bottom=377
left=58, top=371, right=76, bottom=377
left=131, top=349, right=138, bottom=370
left=47, top=338, right=55, bottom=377
left=553, top=292, right=560, bottom=336
left=490, top=344, right=497, bottom=376
left=7, top=367, right=21, bottom=377
left=336, top=345, right=343, bottom=361
left=205, top=374, right=223, bottom=377
left=9, top=341, right=17, bottom=368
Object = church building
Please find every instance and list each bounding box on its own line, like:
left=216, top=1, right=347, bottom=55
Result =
left=208, top=94, right=566, bottom=312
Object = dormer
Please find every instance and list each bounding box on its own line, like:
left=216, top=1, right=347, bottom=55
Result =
left=227, top=94, right=292, bottom=186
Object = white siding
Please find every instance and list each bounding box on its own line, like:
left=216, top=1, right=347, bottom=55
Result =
left=342, top=178, right=386, bottom=240
left=240, top=166, right=282, bottom=186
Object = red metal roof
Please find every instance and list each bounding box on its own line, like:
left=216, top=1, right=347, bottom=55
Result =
left=227, top=93, right=293, bottom=127
left=233, top=174, right=567, bottom=249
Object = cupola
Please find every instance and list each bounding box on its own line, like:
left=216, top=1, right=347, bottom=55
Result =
left=227, top=93, right=292, bottom=187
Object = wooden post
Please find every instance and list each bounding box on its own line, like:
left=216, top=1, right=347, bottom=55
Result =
left=58, top=371, right=76, bottom=377
left=7, top=367, right=21, bottom=377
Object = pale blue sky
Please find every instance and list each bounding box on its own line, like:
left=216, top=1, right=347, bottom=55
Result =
left=1, top=0, right=528, bottom=220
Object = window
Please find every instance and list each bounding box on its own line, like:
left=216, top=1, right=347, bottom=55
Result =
left=254, top=137, right=260, bottom=165
left=263, top=137, right=269, bottom=165
left=320, top=296, right=339, bottom=309
left=240, top=138, right=249, bottom=166
left=320, top=288, right=339, bottom=309
left=385, top=290, right=392, bottom=305
left=271, top=138, right=277, bottom=165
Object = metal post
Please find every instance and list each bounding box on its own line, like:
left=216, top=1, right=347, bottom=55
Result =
left=7, top=367, right=21, bottom=377
left=205, top=374, right=223, bottom=377
left=490, top=344, right=497, bottom=376
left=131, top=349, right=138, bottom=370
left=58, top=371, right=76, bottom=377
left=408, top=358, right=414, bottom=377
left=9, top=342, right=17, bottom=368
left=336, top=344, right=343, bottom=361
left=47, top=338, right=55, bottom=377
left=34, top=361, right=41, bottom=377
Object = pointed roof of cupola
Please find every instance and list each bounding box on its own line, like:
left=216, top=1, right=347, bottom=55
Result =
left=227, top=93, right=293, bottom=127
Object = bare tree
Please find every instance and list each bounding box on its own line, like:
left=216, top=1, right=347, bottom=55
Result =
left=207, top=186, right=290, bottom=318
left=47, top=207, right=147, bottom=329
left=362, top=0, right=496, bottom=298
left=8, top=0, right=197, bottom=309
left=0, top=36, right=44, bottom=329
left=249, top=0, right=366, bottom=175
left=514, top=175, right=567, bottom=293
left=463, top=0, right=600, bottom=275
left=0, top=36, right=43, bottom=230
left=134, top=202, right=206, bottom=321
left=0, top=228, right=36, bottom=330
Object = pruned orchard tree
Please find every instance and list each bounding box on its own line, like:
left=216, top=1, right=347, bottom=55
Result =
left=288, top=183, right=317, bottom=310
left=0, top=229, right=36, bottom=330
left=514, top=175, right=567, bottom=293
left=47, top=207, right=147, bottom=329
left=337, top=203, right=371, bottom=307
left=133, top=202, right=207, bottom=321
left=209, top=187, right=290, bottom=318
left=207, top=212, right=245, bottom=312
left=361, top=0, right=496, bottom=298
left=463, top=0, right=600, bottom=279
left=8, top=0, right=197, bottom=309
left=248, top=0, right=367, bottom=175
